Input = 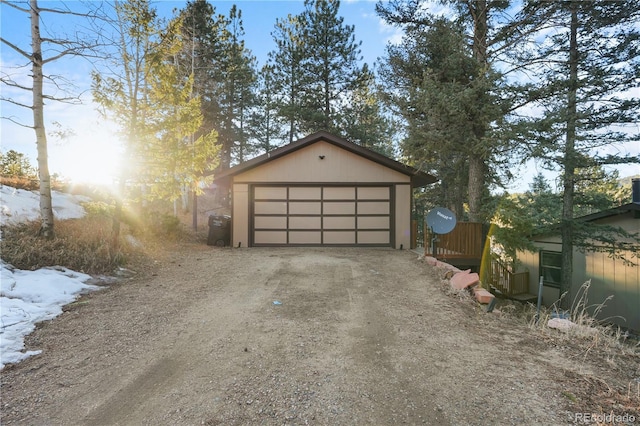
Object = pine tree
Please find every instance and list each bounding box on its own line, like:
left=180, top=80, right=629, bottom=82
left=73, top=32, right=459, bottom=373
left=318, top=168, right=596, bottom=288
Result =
left=514, top=0, right=640, bottom=300
left=269, top=14, right=306, bottom=144
left=297, top=0, right=364, bottom=134
left=340, top=65, right=395, bottom=157
left=376, top=0, right=536, bottom=222
left=248, top=64, right=286, bottom=153
left=268, top=0, right=371, bottom=144
left=223, top=6, right=257, bottom=165
left=378, top=17, right=503, bottom=218
left=175, top=0, right=229, bottom=144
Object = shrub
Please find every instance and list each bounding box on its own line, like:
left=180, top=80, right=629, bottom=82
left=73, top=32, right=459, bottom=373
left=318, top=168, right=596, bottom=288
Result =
left=0, top=216, right=144, bottom=275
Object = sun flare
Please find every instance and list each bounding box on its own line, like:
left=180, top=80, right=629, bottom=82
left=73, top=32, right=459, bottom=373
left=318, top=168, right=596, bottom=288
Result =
left=52, top=125, right=123, bottom=186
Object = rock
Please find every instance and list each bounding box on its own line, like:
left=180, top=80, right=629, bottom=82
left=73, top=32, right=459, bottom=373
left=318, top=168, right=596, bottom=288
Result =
left=473, top=287, right=495, bottom=304
left=547, top=318, right=576, bottom=331
left=450, top=270, right=479, bottom=290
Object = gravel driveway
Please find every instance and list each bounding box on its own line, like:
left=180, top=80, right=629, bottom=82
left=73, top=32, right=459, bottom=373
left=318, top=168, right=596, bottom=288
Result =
left=2, top=245, right=629, bottom=425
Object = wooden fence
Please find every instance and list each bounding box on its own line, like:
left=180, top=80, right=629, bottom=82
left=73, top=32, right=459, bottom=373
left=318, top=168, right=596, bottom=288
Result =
left=421, top=222, right=484, bottom=262
left=486, top=257, right=529, bottom=296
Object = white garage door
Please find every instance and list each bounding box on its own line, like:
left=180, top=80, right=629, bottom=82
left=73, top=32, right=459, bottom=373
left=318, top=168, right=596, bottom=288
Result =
left=251, top=185, right=392, bottom=246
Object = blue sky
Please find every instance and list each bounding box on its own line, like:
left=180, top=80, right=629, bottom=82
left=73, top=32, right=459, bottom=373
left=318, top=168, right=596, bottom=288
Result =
left=1, top=0, right=397, bottom=184
left=1, top=0, right=638, bottom=191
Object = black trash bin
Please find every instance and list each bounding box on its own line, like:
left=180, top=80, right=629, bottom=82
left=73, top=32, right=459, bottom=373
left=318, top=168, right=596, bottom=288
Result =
left=207, top=215, right=231, bottom=247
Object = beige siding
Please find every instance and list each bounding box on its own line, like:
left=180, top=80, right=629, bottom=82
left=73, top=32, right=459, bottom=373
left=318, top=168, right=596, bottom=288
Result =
left=516, top=213, right=640, bottom=331
left=234, top=140, right=411, bottom=184
left=232, top=184, right=249, bottom=247
left=580, top=249, right=639, bottom=331
left=395, top=184, right=411, bottom=249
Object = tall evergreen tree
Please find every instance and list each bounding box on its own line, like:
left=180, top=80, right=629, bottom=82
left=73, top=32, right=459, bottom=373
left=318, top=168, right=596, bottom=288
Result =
left=268, top=0, right=375, bottom=145
left=269, top=14, right=307, bottom=144
left=340, top=65, right=395, bottom=157
left=222, top=6, right=257, bottom=165
left=376, top=0, right=536, bottom=222
left=248, top=64, right=286, bottom=153
left=378, top=17, right=502, bottom=218
left=175, top=0, right=229, bottom=144
left=298, top=0, right=365, bottom=134
left=144, top=52, right=220, bottom=204
left=514, top=0, right=640, bottom=301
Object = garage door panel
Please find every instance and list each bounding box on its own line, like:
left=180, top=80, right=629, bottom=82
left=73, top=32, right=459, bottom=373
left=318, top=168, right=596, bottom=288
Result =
left=358, top=216, right=389, bottom=229
left=289, top=187, right=321, bottom=200
left=358, top=231, right=390, bottom=244
left=323, top=231, right=356, bottom=244
left=358, top=187, right=389, bottom=200
left=289, top=231, right=321, bottom=244
left=255, top=187, right=287, bottom=199
left=323, top=216, right=355, bottom=229
left=255, top=216, right=287, bottom=229
left=290, top=216, right=321, bottom=229
left=324, top=202, right=355, bottom=215
left=324, top=187, right=355, bottom=200
left=358, top=201, right=389, bottom=215
left=289, top=202, right=321, bottom=215
left=255, top=201, right=287, bottom=214
left=255, top=231, right=287, bottom=244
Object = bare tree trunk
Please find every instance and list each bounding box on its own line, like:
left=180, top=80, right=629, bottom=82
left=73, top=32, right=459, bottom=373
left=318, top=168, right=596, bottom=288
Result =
left=560, top=2, right=579, bottom=306
left=30, top=0, right=54, bottom=239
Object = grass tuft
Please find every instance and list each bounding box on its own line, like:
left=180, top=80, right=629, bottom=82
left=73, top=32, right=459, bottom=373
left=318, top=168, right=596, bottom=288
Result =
left=1, top=214, right=151, bottom=275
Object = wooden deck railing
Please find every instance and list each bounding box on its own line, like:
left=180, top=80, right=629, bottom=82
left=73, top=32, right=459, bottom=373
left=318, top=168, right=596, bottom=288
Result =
left=487, top=257, right=529, bottom=296
left=422, top=222, right=484, bottom=261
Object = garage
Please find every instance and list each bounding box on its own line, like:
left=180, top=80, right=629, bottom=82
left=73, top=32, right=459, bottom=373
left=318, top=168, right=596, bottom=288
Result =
left=211, top=131, right=436, bottom=248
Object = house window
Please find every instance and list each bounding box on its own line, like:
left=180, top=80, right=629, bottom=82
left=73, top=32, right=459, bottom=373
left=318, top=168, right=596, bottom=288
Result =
left=540, top=251, right=562, bottom=288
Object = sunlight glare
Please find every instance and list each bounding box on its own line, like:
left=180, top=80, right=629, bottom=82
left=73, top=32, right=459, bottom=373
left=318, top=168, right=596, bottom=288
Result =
left=52, top=126, right=123, bottom=187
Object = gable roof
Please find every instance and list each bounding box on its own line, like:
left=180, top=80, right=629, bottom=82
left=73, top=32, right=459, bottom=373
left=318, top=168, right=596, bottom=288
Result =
left=576, top=202, right=640, bottom=223
left=206, top=131, right=438, bottom=188
left=530, top=202, right=640, bottom=239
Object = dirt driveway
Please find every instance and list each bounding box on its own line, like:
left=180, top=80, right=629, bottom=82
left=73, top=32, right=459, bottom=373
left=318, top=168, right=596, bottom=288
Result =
left=1, top=246, right=638, bottom=425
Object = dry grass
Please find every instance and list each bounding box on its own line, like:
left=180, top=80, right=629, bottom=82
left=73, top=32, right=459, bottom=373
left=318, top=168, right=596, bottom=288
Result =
left=2, top=217, right=128, bottom=274
left=525, top=281, right=638, bottom=353
left=0, top=207, right=192, bottom=275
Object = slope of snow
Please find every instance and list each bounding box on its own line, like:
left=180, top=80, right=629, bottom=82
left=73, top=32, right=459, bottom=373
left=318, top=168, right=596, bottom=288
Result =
left=0, top=185, right=100, bottom=369
left=0, top=185, right=90, bottom=224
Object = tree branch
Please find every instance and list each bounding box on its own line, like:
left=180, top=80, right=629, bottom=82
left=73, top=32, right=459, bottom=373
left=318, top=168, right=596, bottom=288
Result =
left=1, top=115, right=34, bottom=128
left=0, top=36, right=31, bottom=60
left=1, top=0, right=30, bottom=13
left=0, top=96, right=33, bottom=109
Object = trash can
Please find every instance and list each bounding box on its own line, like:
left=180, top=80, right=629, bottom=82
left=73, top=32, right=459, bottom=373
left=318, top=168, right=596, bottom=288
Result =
left=207, top=215, right=231, bottom=247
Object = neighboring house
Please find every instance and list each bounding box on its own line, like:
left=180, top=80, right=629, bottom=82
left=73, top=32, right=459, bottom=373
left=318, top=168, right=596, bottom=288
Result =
left=211, top=131, right=437, bottom=249
left=516, top=180, right=640, bottom=332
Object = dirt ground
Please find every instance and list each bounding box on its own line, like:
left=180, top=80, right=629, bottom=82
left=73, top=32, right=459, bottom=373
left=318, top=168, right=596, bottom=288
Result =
left=1, top=245, right=639, bottom=425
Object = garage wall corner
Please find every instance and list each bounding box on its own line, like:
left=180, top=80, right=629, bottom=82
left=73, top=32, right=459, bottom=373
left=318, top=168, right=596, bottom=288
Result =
left=232, top=183, right=249, bottom=247
left=395, top=184, right=411, bottom=249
